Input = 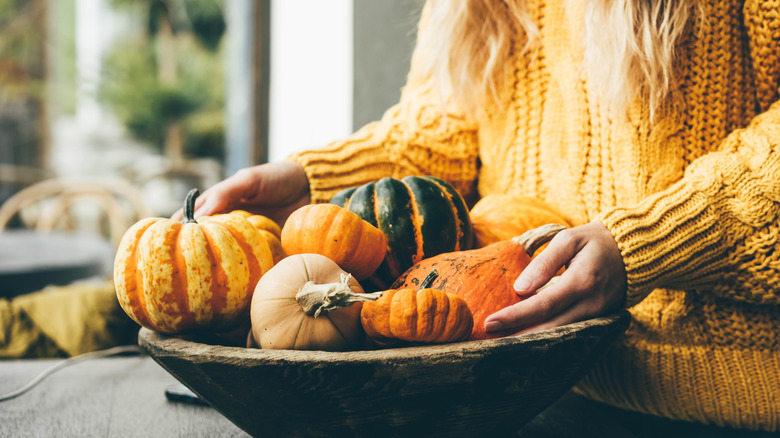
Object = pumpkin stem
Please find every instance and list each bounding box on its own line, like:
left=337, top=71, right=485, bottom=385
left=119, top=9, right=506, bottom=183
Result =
left=511, top=223, right=567, bottom=255
left=419, top=269, right=439, bottom=290
left=182, top=188, right=200, bottom=224
left=296, top=273, right=382, bottom=317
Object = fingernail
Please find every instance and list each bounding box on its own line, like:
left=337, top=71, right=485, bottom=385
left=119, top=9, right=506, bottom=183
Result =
left=514, top=276, right=532, bottom=292
left=484, top=320, right=503, bottom=332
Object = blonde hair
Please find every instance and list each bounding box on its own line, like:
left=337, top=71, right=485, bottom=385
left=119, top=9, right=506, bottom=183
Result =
left=417, top=0, right=696, bottom=119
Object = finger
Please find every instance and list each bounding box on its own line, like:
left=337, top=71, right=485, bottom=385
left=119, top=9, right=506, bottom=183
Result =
left=193, top=196, right=231, bottom=219
left=484, top=274, right=584, bottom=332
left=192, top=183, right=245, bottom=218
left=514, top=232, right=578, bottom=296
left=508, top=298, right=597, bottom=335
left=537, top=275, right=560, bottom=292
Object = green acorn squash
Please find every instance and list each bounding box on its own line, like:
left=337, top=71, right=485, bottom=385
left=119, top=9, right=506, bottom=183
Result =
left=331, top=176, right=472, bottom=289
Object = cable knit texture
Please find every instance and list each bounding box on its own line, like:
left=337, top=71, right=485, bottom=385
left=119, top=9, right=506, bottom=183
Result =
left=289, top=0, right=780, bottom=430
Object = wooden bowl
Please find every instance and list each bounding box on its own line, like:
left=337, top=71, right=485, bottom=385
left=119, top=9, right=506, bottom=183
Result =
left=139, top=311, right=630, bottom=437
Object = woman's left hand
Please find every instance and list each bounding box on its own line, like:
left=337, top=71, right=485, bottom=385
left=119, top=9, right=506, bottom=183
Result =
left=483, top=221, right=628, bottom=335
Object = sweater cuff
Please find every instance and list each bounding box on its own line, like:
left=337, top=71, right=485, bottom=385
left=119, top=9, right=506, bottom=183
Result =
left=596, top=183, right=728, bottom=307
left=286, top=104, right=480, bottom=205
left=286, top=140, right=396, bottom=204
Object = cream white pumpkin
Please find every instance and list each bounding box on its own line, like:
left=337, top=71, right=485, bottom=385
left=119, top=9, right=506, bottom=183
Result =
left=249, top=253, right=379, bottom=351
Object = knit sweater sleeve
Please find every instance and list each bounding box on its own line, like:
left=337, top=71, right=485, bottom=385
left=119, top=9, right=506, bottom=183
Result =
left=287, top=3, right=480, bottom=204
left=597, top=101, right=780, bottom=307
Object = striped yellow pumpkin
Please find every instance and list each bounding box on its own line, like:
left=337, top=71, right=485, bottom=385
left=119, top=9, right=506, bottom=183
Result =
left=114, top=189, right=274, bottom=334
left=219, top=209, right=286, bottom=265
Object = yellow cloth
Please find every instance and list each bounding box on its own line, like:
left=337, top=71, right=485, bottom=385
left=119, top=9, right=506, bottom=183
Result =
left=289, top=0, right=780, bottom=432
left=0, top=279, right=139, bottom=358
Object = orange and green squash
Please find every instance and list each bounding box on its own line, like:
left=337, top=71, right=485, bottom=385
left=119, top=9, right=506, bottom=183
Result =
left=331, top=176, right=472, bottom=289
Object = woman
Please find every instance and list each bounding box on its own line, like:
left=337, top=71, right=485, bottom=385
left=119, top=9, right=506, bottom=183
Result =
left=183, top=0, right=780, bottom=432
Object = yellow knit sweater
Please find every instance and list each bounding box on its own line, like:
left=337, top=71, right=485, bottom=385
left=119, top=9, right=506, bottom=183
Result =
left=289, top=0, right=780, bottom=431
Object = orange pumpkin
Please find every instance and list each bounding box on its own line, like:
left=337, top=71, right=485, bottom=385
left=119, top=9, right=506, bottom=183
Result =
left=114, top=189, right=274, bottom=334
left=281, top=204, right=387, bottom=280
left=361, top=270, right=473, bottom=346
left=221, top=210, right=286, bottom=264
left=469, top=194, right=571, bottom=248
left=392, top=224, right=565, bottom=340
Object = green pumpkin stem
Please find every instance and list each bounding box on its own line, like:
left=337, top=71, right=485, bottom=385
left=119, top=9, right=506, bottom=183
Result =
left=182, top=188, right=200, bottom=224
left=419, top=269, right=439, bottom=290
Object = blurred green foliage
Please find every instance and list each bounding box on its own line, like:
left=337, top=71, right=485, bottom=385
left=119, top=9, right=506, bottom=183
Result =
left=48, top=0, right=78, bottom=114
left=185, top=0, right=227, bottom=51
left=110, top=0, right=226, bottom=51
left=100, top=0, right=226, bottom=159
left=0, top=0, right=47, bottom=101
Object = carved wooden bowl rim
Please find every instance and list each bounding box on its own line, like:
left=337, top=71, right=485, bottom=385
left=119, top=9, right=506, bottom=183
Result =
left=139, top=310, right=630, bottom=364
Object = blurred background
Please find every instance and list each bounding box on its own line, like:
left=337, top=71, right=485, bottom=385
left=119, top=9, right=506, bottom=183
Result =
left=0, top=0, right=421, bottom=357
left=0, top=0, right=421, bottom=222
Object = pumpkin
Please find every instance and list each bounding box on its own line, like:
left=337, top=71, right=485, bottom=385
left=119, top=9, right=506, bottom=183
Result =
left=226, top=210, right=282, bottom=236
left=250, top=253, right=381, bottom=351
left=392, top=223, right=565, bottom=340
left=331, top=175, right=472, bottom=289
left=280, top=203, right=387, bottom=280
left=221, top=210, right=286, bottom=264
left=361, top=270, right=473, bottom=346
left=469, top=194, right=571, bottom=248
left=114, top=189, right=274, bottom=334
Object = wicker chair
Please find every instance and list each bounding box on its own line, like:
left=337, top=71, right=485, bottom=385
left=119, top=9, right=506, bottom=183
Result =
left=0, top=178, right=154, bottom=247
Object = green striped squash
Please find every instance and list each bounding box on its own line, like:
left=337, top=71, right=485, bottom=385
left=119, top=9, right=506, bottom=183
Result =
left=330, top=176, right=472, bottom=289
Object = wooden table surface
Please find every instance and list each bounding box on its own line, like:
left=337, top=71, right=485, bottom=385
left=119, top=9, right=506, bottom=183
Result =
left=0, top=353, right=250, bottom=437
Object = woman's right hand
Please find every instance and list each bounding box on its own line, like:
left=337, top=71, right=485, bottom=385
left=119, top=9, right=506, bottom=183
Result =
left=172, top=161, right=311, bottom=226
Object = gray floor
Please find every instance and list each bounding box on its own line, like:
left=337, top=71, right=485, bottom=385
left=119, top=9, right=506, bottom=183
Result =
left=0, top=354, right=249, bottom=437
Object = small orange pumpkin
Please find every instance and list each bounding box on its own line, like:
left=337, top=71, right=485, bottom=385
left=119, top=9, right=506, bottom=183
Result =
left=114, top=189, right=274, bottom=334
left=281, top=204, right=387, bottom=280
left=361, top=270, right=473, bottom=346
left=469, top=194, right=571, bottom=248
left=392, top=224, right=565, bottom=340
